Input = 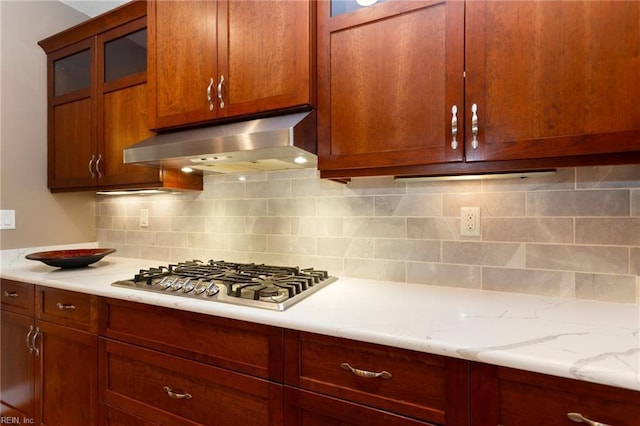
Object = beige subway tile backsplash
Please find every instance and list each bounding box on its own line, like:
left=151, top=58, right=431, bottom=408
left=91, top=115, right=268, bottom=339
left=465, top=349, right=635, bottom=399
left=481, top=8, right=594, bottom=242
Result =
left=483, top=218, right=573, bottom=243
left=526, top=244, right=629, bottom=274
left=527, top=190, right=630, bottom=217
left=96, top=165, right=640, bottom=303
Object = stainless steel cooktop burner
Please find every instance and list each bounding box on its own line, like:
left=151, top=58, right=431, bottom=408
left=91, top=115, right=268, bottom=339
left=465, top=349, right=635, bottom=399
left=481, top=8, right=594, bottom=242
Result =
left=112, top=260, right=337, bottom=311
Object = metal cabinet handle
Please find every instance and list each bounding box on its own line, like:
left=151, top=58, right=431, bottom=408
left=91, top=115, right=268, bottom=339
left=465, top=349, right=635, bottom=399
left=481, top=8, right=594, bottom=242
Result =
left=471, top=103, right=479, bottom=149
left=340, top=362, right=392, bottom=379
left=56, top=302, right=76, bottom=310
left=451, top=105, right=458, bottom=150
left=95, top=154, right=102, bottom=179
left=88, top=154, right=96, bottom=179
left=26, top=325, right=34, bottom=352
left=217, top=75, right=225, bottom=109
left=163, top=386, right=192, bottom=400
left=567, top=412, right=611, bottom=426
left=3, top=291, right=18, bottom=298
left=31, top=327, right=40, bottom=357
left=207, top=77, right=214, bottom=111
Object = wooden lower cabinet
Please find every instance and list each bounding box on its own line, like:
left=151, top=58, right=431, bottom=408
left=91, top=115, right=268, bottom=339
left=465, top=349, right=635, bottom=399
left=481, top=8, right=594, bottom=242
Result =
left=99, top=339, right=283, bottom=425
left=0, top=281, right=99, bottom=425
left=471, top=363, right=640, bottom=426
left=98, top=298, right=285, bottom=425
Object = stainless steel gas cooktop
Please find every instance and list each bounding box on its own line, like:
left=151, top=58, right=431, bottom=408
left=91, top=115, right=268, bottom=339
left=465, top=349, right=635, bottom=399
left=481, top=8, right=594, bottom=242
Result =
left=112, top=260, right=337, bottom=311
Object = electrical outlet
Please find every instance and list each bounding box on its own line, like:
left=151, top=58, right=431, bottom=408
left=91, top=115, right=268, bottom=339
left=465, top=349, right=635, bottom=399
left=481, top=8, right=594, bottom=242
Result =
left=139, top=209, right=149, bottom=228
left=460, top=207, right=480, bottom=237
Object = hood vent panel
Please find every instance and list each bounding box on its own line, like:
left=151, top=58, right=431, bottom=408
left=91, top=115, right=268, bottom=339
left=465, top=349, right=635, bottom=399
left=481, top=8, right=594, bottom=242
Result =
left=124, top=111, right=317, bottom=174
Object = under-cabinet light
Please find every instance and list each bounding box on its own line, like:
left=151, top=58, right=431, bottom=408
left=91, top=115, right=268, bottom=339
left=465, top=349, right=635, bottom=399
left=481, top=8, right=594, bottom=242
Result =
left=96, top=189, right=168, bottom=196
left=393, top=170, right=557, bottom=183
left=356, top=0, right=378, bottom=6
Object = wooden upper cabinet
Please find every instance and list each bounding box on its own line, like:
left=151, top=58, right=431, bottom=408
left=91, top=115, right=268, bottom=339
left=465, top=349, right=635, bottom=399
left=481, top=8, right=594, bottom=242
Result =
left=464, top=0, right=640, bottom=164
left=147, top=0, right=313, bottom=130
left=40, top=1, right=202, bottom=192
left=318, top=0, right=640, bottom=179
left=318, top=0, right=464, bottom=174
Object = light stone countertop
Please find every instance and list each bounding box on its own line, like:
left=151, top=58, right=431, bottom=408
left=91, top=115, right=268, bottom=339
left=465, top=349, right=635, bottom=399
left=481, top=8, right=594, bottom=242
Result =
left=1, top=244, right=639, bottom=392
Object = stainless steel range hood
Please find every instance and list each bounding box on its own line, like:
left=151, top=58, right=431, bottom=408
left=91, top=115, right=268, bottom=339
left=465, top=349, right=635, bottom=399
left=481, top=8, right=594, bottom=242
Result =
left=124, top=111, right=317, bottom=174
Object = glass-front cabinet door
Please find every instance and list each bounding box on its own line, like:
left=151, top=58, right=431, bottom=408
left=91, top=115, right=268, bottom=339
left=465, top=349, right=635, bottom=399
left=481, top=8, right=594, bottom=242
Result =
left=53, top=48, right=91, bottom=97
left=47, top=38, right=96, bottom=190
left=96, top=17, right=160, bottom=188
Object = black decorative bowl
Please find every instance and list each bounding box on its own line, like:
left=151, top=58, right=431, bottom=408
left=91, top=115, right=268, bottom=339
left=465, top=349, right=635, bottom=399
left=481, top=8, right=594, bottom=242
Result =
left=26, top=248, right=116, bottom=268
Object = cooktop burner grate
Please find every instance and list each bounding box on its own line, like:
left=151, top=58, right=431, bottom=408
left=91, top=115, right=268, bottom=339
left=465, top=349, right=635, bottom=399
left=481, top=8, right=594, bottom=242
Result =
left=112, top=260, right=337, bottom=311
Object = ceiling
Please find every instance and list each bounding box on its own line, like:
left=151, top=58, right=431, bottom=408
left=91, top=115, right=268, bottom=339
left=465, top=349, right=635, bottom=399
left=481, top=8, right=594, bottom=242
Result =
left=60, top=0, right=130, bottom=17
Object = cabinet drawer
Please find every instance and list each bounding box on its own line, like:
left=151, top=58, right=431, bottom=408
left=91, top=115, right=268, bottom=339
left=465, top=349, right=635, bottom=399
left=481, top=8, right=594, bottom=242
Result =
left=1, top=280, right=34, bottom=314
left=285, top=387, right=436, bottom=426
left=101, top=403, right=160, bottom=426
left=36, top=286, right=98, bottom=332
left=285, top=331, right=469, bottom=425
left=100, top=298, right=283, bottom=380
left=496, top=367, right=640, bottom=426
left=100, top=338, right=283, bottom=426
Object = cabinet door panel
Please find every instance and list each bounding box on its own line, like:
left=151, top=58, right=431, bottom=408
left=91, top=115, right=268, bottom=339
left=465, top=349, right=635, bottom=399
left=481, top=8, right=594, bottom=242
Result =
left=50, top=98, right=95, bottom=189
left=0, top=311, right=35, bottom=419
left=37, top=321, right=98, bottom=426
left=148, top=0, right=217, bottom=129
left=465, top=1, right=640, bottom=162
left=218, top=0, right=311, bottom=117
left=318, top=1, right=464, bottom=172
left=100, top=84, right=161, bottom=187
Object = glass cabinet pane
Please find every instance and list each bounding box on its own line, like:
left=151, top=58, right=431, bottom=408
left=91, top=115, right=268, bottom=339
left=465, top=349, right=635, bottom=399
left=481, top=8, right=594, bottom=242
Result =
left=54, top=49, right=91, bottom=96
left=104, top=29, right=147, bottom=83
left=331, top=0, right=386, bottom=17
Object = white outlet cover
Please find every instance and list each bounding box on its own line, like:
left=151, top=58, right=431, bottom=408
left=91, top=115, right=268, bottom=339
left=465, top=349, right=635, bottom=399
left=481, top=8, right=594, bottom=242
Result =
left=460, top=207, right=480, bottom=237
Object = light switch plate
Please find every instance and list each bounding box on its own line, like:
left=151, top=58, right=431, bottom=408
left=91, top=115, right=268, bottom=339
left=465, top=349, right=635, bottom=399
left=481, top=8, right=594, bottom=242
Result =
left=139, top=209, right=149, bottom=228
left=0, top=210, right=16, bottom=230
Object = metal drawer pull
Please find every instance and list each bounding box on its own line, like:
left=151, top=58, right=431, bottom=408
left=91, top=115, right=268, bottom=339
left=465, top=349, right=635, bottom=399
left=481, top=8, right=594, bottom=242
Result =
left=3, top=291, right=18, bottom=297
left=471, top=103, right=479, bottom=149
left=341, top=362, right=392, bottom=379
left=451, top=105, right=458, bottom=149
left=56, top=302, right=76, bottom=310
left=95, top=154, right=102, bottom=179
left=26, top=325, right=34, bottom=352
left=217, top=75, right=225, bottom=109
left=163, top=386, right=192, bottom=400
left=31, top=327, right=40, bottom=357
left=88, top=154, right=96, bottom=179
left=567, top=412, right=611, bottom=426
left=207, top=77, right=214, bottom=111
